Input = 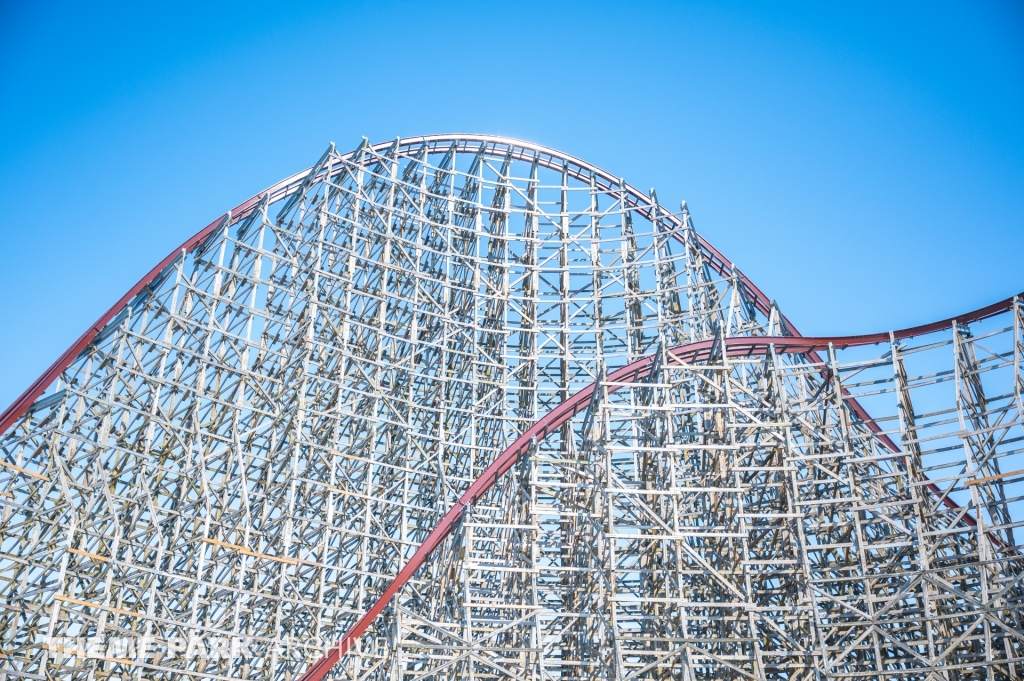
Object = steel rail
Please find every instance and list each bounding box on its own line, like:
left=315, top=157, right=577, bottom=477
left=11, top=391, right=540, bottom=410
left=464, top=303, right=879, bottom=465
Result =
left=0, top=167, right=307, bottom=437
left=0, top=134, right=781, bottom=437
left=295, top=292, right=1022, bottom=681
left=1, top=134, right=1016, bottom=678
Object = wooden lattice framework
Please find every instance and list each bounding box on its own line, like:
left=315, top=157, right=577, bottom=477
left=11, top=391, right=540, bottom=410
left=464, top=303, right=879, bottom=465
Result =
left=1, top=135, right=1022, bottom=680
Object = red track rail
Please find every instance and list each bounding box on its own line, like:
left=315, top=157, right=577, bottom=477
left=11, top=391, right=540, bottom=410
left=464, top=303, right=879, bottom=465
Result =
left=0, top=134, right=800, bottom=438
left=0, top=168, right=309, bottom=437
left=296, top=292, right=1022, bottom=681
left=0, top=135, right=1017, bottom=680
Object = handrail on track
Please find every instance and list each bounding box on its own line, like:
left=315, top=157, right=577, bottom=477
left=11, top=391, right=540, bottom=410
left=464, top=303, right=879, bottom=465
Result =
left=0, top=135, right=1017, bottom=681
left=295, top=292, right=1023, bottom=681
left=0, top=134, right=777, bottom=438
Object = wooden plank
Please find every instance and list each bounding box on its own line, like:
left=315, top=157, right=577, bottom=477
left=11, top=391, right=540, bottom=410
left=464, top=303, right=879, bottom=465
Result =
left=54, top=593, right=137, bottom=619
left=0, top=458, right=49, bottom=481
left=202, top=537, right=299, bottom=565
left=69, top=547, right=110, bottom=563
left=966, top=468, right=1024, bottom=487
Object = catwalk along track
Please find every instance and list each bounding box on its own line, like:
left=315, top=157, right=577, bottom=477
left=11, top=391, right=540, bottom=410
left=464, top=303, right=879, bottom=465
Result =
left=1, top=135, right=1022, bottom=681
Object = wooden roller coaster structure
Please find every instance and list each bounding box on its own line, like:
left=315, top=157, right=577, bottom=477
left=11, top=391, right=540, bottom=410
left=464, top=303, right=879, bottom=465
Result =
left=1, top=135, right=1022, bottom=681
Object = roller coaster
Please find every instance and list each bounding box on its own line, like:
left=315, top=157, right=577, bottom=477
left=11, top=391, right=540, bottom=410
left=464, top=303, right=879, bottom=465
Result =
left=1, top=135, right=1022, bottom=680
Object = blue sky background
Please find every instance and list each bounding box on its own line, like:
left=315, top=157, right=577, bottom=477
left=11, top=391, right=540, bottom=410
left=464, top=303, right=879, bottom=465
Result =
left=1, top=0, right=1022, bottom=408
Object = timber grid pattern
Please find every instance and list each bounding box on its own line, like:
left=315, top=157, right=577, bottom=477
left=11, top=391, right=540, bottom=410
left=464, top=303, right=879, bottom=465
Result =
left=1, top=135, right=1023, bottom=681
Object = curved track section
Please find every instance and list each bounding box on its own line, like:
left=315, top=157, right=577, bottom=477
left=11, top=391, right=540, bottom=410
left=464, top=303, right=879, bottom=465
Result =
left=0, top=135, right=778, bottom=439
left=1, top=135, right=1022, bottom=681
left=299, top=293, right=1024, bottom=680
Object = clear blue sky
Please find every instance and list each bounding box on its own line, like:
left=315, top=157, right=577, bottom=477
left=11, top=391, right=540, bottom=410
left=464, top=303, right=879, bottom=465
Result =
left=1, top=1, right=1022, bottom=408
